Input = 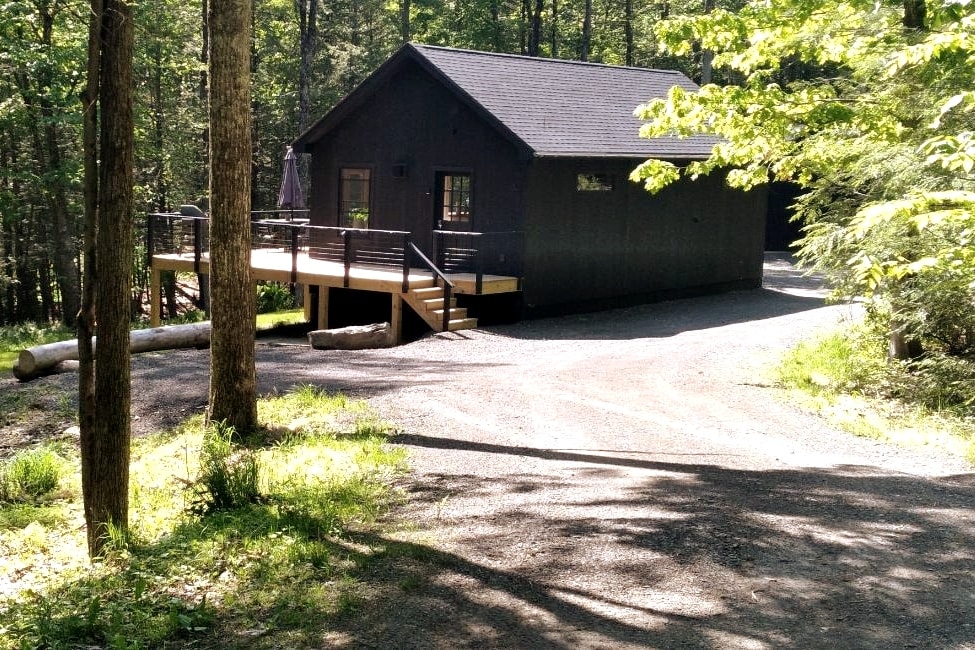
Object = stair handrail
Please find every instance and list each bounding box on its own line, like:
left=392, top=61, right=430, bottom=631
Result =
left=407, top=242, right=454, bottom=333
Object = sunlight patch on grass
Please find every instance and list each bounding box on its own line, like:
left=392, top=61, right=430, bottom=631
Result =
left=0, top=388, right=409, bottom=649
left=776, top=325, right=975, bottom=463
left=256, top=308, right=306, bottom=331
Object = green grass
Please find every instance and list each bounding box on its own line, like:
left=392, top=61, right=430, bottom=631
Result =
left=0, top=386, right=409, bottom=649
left=775, top=325, right=975, bottom=463
left=0, top=322, right=75, bottom=376
left=256, top=308, right=306, bottom=330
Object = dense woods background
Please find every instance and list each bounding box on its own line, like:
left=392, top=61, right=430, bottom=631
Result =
left=0, top=0, right=730, bottom=326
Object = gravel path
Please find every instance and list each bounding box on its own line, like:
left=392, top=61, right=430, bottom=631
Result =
left=8, top=254, right=975, bottom=648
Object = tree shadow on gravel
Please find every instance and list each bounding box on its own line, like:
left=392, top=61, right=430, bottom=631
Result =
left=328, top=432, right=975, bottom=648
left=492, top=289, right=833, bottom=342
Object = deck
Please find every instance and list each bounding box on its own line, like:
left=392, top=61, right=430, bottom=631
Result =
left=147, top=214, right=522, bottom=341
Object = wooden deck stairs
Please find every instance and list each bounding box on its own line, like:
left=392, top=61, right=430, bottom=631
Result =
left=403, top=286, right=478, bottom=332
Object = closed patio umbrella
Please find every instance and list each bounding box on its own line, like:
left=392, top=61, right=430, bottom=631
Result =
left=277, top=146, right=305, bottom=220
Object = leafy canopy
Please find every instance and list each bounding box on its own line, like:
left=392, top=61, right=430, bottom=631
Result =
left=632, top=0, right=975, bottom=373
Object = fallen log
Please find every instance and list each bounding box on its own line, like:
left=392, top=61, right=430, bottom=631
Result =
left=13, top=322, right=212, bottom=382
left=308, top=322, right=392, bottom=350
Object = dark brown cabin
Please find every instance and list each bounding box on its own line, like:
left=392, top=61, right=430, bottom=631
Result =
left=293, top=44, right=766, bottom=325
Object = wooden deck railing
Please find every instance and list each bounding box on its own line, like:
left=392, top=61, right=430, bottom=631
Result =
left=433, top=230, right=524, bottom=294
left=147, top=212, right=523, bottom=295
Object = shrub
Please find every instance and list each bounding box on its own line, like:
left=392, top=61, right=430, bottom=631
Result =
left=256, top=282, right=294, bottom=314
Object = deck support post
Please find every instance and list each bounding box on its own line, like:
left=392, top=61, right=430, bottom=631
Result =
left=150, top=267, right=161, bottom=327
left=316, top=285, right=329, bottom=330
left=303, top=284, right=312, bottom=322
left=390, top=293, right=403, bottom=344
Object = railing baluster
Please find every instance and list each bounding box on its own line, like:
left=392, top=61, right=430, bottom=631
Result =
left=475, top=233, right=484, bottom=295
left=193, top=217, right=203, bottom=274
left=343, top=229, right=352, bottom=288
left=442, top=282, right=451, bottom=332
left=401, top=232, right=411, bottom=293
left=290, top=226, right=299, bottom=284
left=146, top=213, right=155, bottom=270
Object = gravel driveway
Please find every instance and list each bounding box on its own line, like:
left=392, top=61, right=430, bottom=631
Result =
left=15, top=254, right=975, bottom=648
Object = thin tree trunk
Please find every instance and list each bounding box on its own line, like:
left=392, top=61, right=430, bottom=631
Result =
left=490, top=0, right=502, bottom=52
left=580, top=0, right=592, bottom=61
left=79, top=0, right=102, bottom=531
left=624, top=0, right=634, bottom=66
left=81, top=0, right=134, bottom=558
left=903, top=0, right=926, bottom=28
left=399, top=0, right=410, bottom=43
left=297, top=0, right=319, bottom=132
left=208, top=0, right=257, bottom=432
left=528, top=0, right=543, bottom=56
left=700, top=0, right=715, bottom=83
left=550, top=0, right=558, bottom=57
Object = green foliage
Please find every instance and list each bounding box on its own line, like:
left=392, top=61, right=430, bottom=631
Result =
left=0, top=388, right=408, bottom=649
left=255, top=282, right=295, bottom=314
left=633, top=0, right=975, bottom=403
left=0, top=447, right=65, bottom=503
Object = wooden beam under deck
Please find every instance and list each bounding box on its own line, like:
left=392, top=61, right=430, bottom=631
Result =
left=149, top=249, right=519, bottom=338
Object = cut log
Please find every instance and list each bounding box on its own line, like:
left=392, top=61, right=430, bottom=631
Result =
left=12, top=322, right=212, bottom=381
left=308, top=322, right=392, bottom=350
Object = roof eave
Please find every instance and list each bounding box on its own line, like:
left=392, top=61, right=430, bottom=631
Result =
left=532, top=151, right=712, bottom=160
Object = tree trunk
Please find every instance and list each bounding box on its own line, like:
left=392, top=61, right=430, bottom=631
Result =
left=490, top=0, right=502, bottom=52
left=580, top=0, right=592, bottom=61
left=13, top=6, right=81, bottom=327
left=624, top=0, right=634, bottom=66
left=528, top=0, right=543, bottom=56
left=700, top=0, right=715, bottom=83
left=903, top=0, right=926, bottom=29
left=297, top=0, right=319, bottom=132
left=80, top=0, right=135, bottom=558
left=550, top=0, right=558, bottom=57
left=399, top=0, right=410, bottom=43
left=888, top=320, right=924, bottom=361
left=208, top=0, right=257, bottom=433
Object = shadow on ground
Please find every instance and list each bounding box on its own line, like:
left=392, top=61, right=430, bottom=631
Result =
left=321, top=433, right=975, bottom=648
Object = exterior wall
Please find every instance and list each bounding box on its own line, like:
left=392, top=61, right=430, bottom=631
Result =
left=305, top=60, right=528, bottom=255
left=521, top=158, right=767, bottom=315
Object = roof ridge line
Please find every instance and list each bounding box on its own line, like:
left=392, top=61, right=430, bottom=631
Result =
left=409, top=42, right=685, bottom=76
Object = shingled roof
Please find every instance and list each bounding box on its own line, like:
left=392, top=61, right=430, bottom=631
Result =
left=295, top=43, right=718, bottom=160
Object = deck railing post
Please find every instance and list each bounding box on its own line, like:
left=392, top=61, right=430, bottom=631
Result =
left=474, top=233, right=484, bottom=295
left=432, top=231, right=440, bottom=271
left=342, top=229, right=352, bottom=288
left=193, top=217, right=203, bottom=275
left=442, top=282, right=451, bottom=333
left=401, top=232, right=411, bottom=293
left=290, top=225, right=299, bottom=284
left=146, top=213, right=155, bottom=270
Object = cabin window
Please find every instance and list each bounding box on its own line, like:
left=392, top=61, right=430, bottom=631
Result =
left=339, top=167, right=371, bottom=227
left=437, top=172, right=472, bottom=228
left=577, top=173, right=614, bottom=192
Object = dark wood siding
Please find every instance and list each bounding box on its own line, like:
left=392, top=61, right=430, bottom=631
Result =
left=521, top=158, right=767, bottom=315
left=306, top=60, right=528, bottom=255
